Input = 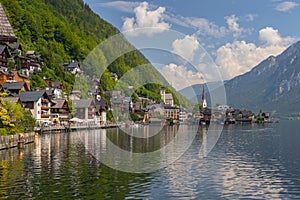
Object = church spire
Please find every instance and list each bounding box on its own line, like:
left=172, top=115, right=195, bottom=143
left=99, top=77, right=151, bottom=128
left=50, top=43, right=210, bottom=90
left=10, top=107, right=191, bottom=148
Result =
left=202, top=86, right=207, bottom=108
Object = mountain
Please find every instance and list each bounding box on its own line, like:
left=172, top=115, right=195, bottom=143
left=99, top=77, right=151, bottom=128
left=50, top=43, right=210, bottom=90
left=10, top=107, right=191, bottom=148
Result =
left=0, top=0, right=189, bottom=106
left=179, top=41, right=300, bottom=116
left=225, top=40, right=300, bottom=116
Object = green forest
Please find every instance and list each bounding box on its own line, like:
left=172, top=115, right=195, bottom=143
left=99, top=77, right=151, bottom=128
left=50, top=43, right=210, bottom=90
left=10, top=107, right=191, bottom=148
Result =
left=0, top=0, right=189, bottom=109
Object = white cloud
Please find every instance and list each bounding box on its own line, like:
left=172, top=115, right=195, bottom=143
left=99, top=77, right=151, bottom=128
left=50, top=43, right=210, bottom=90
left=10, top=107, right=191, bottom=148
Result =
left=225, top=15, right=244, bottom=38
left=245, top=14, right=256, bottom=22
left=215, top=27, right=298, bottom=80
left=259, top=27, right=296, bottom=46
left=275, top=1, right=299, bottom=12
left=160, top=63, right=205, bottom=90
left=98, top=1, right=141, bottom=13
left=122, top=2, right=171, bottom=36
left=183, top=17, right=227, bottom=38
left=172, top=35, right=200, bottom=62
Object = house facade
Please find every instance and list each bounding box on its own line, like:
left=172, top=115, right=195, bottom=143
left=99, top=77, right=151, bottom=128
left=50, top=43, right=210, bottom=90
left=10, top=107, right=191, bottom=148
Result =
left=3, top=81, right=30, bottom=94
left=0, top=70, right=30, bottom=89
left=51, top=99, right=71, bottom=122
left=63, top=61, right=81, bottom=74
left=19, top=91, right=53, bottom=122
left=73, top=99, right=96, bottom=121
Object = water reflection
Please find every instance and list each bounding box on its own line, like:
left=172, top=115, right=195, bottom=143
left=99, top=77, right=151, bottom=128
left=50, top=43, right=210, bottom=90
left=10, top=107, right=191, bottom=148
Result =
left=0, top=121, right=300, bottom=199
left=75, top=125, right=199, bottom=173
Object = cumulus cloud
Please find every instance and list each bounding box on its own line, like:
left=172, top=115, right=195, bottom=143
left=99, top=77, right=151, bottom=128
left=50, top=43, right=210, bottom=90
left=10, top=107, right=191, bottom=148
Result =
left=225, top=15, right=244, bottom=38
left=275, top=1, right=299, bottom=12
left=215, top=27, right=298, bottom=80
left=172, top=35, right=200, bottom=62
left=122, top=2, right=171, bottom=36
left=160, top=63, right=204, bottom=90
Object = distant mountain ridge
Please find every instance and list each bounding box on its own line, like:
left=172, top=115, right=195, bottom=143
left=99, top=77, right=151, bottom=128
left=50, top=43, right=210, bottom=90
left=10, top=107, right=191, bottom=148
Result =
left=179, top=41, right=300, bottom=116
left=225, top=40, right=300, bottom=115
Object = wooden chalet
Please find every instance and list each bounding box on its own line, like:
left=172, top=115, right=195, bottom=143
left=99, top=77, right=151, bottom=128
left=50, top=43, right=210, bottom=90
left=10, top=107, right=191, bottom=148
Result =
left=0, top=70, right=30, bottom=90
left=51, top=99, right=71, bottom=121
left=0, top=45, right=10, bottom=67
left=3, top=81, right=30, bottom=94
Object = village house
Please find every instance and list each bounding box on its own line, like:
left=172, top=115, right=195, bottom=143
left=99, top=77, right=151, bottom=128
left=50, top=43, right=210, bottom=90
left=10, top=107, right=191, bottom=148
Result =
left=179, top=109, right=188, bottom=122
left=63, top=61, right=81, bottom=74
left=0, top=70, right=30, bottom=89
left=160, top=87, right=180, bottom=123
left=97, top=99, right=108, bottom=124
left=146, top=104, right=164, bottom=118
left=44, top=78, right=64, bottom=99
left=68, top=90, right=82, bottom=100
left=3, top=81, right=30, bottom=94
left=51, top=99, right=71, bottom=122
left=19, top=90, right=54, bottom=123
left=6, top=43, right=22, bottom=57
left=0, top=45, right=10, bottom=67
left=164, top=105, right=180, bottom=123
left=73, top=99, right=97, bottom=121
left=107, top=90, right=125, bottom=111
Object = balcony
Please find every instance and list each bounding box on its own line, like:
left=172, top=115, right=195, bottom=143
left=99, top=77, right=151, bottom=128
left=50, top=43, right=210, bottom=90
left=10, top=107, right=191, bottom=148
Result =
left=41, top=114, right=50, bottom=118
left=41, top=106, right=50, bottom=110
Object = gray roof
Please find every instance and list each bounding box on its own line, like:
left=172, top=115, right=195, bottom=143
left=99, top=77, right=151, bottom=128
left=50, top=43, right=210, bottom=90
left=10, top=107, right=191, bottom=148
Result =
left=73, top=99, right=93, bottom=108
left=0, top=45, right=8, bottom=54
left=6, top=43, right=22, bottom=50
left=52, top=99, right=68, bottom=109
left=19, top=90, right=48, bottom=102
left=3, top=81, right=27, bottom=90
left=0, top=3, right=17, bottom=42
left=64, top=61, right=80, bottom=69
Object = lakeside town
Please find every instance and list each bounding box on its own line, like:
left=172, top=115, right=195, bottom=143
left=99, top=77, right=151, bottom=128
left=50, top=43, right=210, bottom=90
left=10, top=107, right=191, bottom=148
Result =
left=0, top=3, right=273, bottom=138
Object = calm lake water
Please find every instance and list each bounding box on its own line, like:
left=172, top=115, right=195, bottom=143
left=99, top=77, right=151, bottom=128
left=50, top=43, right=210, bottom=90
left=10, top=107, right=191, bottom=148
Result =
left=1, top=120, right=300, bottom=199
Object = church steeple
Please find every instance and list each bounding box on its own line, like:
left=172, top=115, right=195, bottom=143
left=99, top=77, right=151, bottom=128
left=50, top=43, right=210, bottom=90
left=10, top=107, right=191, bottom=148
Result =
left=202, top=86, right=207, bottom=108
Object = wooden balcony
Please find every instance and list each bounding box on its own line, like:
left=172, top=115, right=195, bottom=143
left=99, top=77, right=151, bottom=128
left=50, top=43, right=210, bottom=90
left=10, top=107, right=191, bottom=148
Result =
left=41, top=106, right=50, bottom=110
left=41, top=114, right=50, bottom=118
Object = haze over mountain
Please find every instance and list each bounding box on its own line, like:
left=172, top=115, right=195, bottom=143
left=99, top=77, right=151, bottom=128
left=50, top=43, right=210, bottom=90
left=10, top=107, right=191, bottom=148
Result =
left=225, top=40, right=300, bottom=116
left=180, top=40, right=300, bottom=116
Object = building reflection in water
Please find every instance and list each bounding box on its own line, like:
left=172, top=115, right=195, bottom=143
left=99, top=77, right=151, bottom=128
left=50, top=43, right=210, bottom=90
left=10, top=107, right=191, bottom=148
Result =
left=74, top=124, right=198, bottom=173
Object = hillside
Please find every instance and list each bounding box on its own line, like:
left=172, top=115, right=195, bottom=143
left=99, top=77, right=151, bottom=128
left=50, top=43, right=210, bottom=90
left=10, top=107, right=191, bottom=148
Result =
left=225, top=40, right=300, bottom=116
left=0, top=0, right=189, bottom=105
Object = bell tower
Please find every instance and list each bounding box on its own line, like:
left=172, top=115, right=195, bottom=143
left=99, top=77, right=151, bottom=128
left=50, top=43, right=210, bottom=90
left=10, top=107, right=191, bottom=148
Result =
left=202, top=86, right=207, bottom=108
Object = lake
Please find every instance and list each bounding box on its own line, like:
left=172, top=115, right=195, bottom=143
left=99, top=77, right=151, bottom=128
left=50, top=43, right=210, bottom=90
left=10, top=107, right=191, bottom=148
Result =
left=1, top=120, right=300, bottom=199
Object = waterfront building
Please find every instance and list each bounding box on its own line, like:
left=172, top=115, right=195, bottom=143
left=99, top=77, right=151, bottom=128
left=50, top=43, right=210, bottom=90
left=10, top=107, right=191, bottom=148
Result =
left=19, top=91, right=54, bottom=123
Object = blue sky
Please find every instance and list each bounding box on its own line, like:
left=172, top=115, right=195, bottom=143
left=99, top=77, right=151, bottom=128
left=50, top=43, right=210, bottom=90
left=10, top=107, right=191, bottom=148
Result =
left=84, top=0, right=300, bottom=90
